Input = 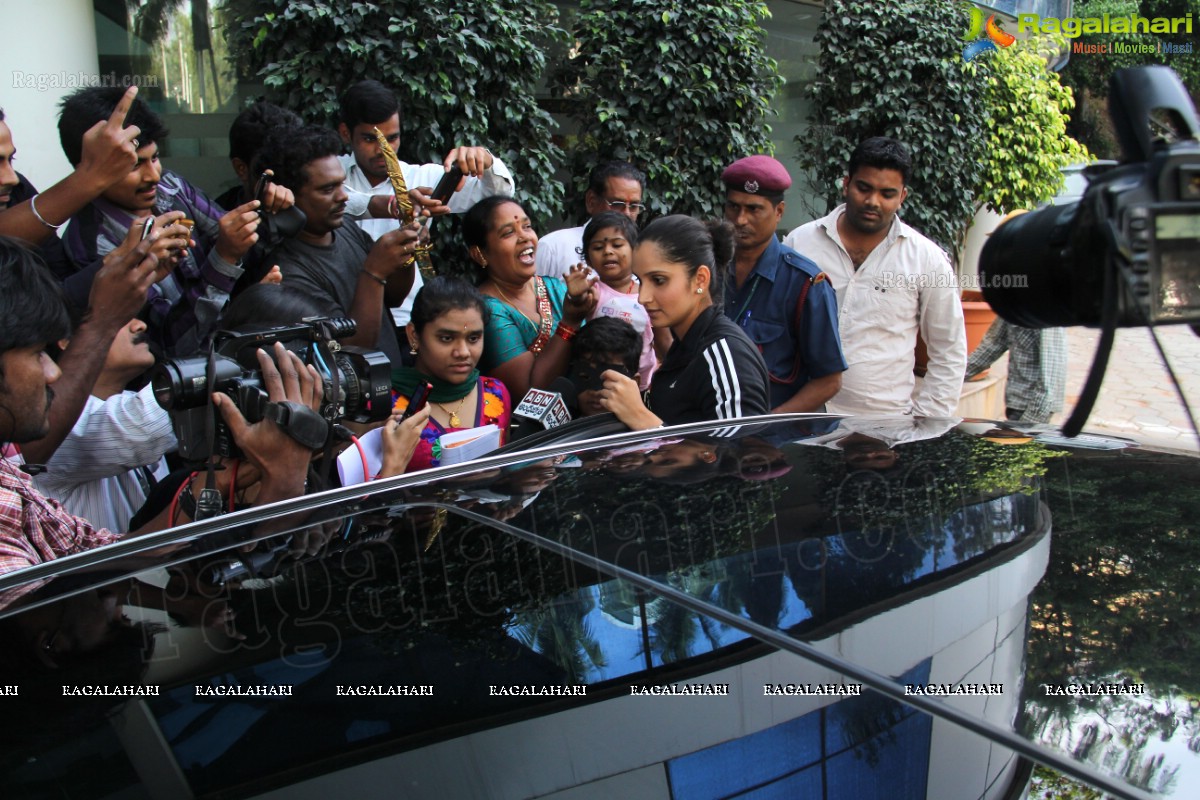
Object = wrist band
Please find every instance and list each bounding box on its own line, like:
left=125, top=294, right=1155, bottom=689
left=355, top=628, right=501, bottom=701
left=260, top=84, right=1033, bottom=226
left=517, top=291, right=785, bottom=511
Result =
left=363, top=269, right=387, bottom=286
left=556, top=322, right=578, bottom=342
left=29, top=194, right=65, bottom=230
left=263, top=400, right=331, bottom=450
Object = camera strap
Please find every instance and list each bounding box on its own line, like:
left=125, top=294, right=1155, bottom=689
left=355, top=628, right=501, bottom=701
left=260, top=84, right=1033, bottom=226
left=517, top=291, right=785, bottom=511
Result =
left=1063, top=192, right=1121, bottom=438
left=195, top=348, right=225, bottom=520
left=314, top=329, right=341, bottom=482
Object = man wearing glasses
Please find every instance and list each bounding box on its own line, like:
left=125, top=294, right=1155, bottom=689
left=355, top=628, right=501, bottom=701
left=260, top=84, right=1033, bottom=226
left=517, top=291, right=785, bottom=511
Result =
left=536, top=160, right=645, bottom=280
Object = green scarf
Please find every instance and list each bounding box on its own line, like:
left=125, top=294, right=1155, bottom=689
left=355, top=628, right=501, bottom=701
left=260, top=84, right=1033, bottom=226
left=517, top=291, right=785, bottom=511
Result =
left=391, top=366, right=480, bottom=403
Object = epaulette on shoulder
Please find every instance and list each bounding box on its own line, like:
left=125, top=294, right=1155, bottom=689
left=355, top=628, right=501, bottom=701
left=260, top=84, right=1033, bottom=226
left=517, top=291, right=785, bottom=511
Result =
left=783, top=250, right=823, bottom=279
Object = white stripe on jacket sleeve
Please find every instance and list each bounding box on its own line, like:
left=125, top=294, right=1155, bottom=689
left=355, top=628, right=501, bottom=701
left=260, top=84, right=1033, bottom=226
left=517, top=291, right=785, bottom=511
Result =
left=702, top=339, right=745, bottom=436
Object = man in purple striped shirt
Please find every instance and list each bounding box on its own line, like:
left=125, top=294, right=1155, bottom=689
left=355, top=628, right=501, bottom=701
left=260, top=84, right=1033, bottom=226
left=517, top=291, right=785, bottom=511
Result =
left=56, top=87, right=293, bottom=357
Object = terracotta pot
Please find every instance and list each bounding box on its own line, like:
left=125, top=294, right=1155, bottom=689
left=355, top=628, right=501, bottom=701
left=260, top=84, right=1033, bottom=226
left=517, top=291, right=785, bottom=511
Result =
left=962, top=290, right=996, bottom=354
left=913, top=291, right=997, bottom=378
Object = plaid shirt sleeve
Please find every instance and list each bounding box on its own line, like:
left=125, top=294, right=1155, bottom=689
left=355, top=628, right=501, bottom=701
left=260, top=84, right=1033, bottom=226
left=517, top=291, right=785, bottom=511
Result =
left=0, top=462, right=120, bottom=577
left=965, top=317, right=1010, bottom=379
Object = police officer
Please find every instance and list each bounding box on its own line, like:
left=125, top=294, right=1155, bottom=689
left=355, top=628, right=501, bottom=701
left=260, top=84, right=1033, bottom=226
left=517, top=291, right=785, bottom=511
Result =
left=721, top=155, right=846, bottom=412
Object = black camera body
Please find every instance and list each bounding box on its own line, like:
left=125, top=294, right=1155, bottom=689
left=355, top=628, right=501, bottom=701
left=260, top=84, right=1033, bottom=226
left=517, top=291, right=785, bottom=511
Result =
left=152, top=318, right=391, bottom=461
left=981, top=66, right=1200, bottom=329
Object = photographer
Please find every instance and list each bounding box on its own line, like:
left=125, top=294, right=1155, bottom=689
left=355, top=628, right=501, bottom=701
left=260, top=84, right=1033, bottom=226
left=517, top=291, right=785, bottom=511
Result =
left=0, top=87, right=142, bottom=278
left=56, top=86, right=294, bottom=358
left=34, top=317, right=175, bottom=532
left=0, top=238, right=319, bottom=576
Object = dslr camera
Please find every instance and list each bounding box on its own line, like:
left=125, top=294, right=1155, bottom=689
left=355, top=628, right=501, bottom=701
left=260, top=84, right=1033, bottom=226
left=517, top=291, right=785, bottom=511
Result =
left=152, top=317, right=391, bottom=461
left=981, top=66, right=1200, bottom=329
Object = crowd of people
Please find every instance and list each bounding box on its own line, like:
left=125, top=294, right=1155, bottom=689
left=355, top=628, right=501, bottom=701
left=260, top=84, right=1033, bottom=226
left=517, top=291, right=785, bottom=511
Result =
left=0, top=76, right=1066, bottom=583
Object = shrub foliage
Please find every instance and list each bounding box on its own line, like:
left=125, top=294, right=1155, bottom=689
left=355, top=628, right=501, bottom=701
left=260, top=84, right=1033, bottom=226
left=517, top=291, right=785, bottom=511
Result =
left=550, top=0, right=782, bottom=222
left=223, top=0, right=567, bottom=274
left=797, top=0, right=989, bottom=254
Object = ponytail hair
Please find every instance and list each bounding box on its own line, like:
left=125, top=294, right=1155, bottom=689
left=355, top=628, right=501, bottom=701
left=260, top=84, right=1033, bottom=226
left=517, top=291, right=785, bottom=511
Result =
left=638, top=215, right=734, bottom=303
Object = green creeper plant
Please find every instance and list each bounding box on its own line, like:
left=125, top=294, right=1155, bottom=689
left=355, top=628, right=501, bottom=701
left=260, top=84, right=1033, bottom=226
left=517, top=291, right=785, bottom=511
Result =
left=549, top=0, right=782, bottom=221
left=797, top=0, right=988, bottom=256
left=1060, top=0, right=1200, bottom=158
left=976, top=36, right=1091, bottom=214
left=222, top=0, right=567, bottom=276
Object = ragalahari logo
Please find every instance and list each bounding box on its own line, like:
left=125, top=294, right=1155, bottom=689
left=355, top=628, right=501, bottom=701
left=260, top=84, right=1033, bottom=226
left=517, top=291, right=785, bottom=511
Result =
left=963, top=8, right=1016, bottom=61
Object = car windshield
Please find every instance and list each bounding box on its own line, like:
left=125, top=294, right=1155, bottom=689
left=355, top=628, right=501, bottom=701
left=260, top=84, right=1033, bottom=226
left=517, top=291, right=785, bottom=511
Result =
left=0, top=416, right=1193, bottom=800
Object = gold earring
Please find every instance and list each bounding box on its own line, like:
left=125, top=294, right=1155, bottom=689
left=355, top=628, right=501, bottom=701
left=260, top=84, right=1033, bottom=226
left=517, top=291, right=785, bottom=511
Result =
left=409, top=341, right=418, bottom=354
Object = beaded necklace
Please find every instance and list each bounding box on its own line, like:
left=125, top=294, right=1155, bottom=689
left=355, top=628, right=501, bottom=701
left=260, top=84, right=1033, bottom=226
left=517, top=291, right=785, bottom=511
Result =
left=495, top=276, right=554, bottom=353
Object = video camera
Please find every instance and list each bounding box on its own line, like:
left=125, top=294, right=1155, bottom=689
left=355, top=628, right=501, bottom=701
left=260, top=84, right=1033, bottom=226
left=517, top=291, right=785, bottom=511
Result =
left=152, top=317, right=391, bottom=461
left=980, top=65, right=1200, bottom=329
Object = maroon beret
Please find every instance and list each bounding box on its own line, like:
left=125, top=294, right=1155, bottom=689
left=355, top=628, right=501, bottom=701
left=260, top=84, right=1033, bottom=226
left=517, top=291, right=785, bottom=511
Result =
left=722, top=155, right=792, bottom=195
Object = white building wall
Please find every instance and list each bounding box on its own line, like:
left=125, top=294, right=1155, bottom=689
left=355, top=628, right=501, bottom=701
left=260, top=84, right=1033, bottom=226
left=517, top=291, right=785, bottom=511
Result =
left=1, top=0, right=100, bottom=188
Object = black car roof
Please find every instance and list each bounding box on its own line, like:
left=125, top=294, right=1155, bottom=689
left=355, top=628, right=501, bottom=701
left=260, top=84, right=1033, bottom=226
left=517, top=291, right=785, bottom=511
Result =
left=0, top=414, right=1190, bottom=800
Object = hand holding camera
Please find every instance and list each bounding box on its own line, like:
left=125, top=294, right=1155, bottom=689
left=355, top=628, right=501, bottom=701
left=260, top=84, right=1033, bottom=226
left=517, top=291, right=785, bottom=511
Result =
left=211, top=342, right=322, bottom=491
left=153, top=317, right=392, bottom=462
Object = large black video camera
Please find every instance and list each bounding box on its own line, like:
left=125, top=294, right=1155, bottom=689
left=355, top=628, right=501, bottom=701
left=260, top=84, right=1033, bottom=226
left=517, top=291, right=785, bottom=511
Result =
left=152, top=318, right=391, bottom=461
left=980, top=66, right=1200, bottom=329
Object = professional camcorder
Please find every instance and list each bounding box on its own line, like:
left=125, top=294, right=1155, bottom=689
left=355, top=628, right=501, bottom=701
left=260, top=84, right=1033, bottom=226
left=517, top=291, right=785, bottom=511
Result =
left=152, top=317, right=391, bottom=461
left=981, top=65, right=1200, bottom=329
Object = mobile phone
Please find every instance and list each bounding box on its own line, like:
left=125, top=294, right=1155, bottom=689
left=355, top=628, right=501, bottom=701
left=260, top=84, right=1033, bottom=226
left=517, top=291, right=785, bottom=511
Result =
left=252, top=170, right=307, bottom=240
left=430, top=166, right=465, bottom=204
left=253, top=171, right=271, bottom=203
left=140, top=217, right=154, bottom=241
left=399, top=381, right=432, bottom=421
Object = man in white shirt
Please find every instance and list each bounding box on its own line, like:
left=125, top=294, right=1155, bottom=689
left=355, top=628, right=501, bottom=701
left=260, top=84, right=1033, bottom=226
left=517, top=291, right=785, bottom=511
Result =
left=784, top=137, right=966, bottom=418
left=35, top=317, right=174, bottom=532
left=535, top=161, right=645, bottom=280
left=336, top=80, right=514, bottom=328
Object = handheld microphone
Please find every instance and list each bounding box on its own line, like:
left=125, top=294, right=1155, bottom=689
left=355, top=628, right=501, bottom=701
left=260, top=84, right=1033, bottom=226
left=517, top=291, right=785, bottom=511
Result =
left=510, top=378, right=576, bottom=440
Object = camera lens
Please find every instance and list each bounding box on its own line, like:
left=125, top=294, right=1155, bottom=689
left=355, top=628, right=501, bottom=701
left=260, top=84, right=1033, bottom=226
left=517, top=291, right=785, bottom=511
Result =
left=980, top=202, right=1089, bottom=328
left=332, top=349, right=391, bottom=422
left=151, top=355, right=245, bottom=410
left=151, top=357, right=208, bottom=410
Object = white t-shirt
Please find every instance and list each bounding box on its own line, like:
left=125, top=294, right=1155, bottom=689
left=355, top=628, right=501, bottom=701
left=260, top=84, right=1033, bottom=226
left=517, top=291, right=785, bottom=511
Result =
left=340, top=153, right=514, bottom=325
left=534, top=224, right=586, bottom=280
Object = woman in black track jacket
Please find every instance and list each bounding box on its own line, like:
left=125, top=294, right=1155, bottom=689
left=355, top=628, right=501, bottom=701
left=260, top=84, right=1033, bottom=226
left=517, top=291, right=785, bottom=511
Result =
left=597, top=215, right=769, bottom=435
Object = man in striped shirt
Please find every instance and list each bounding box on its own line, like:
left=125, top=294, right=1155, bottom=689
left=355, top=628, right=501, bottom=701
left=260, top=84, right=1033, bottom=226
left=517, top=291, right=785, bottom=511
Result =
left=56, top=87, right=293, bottom=357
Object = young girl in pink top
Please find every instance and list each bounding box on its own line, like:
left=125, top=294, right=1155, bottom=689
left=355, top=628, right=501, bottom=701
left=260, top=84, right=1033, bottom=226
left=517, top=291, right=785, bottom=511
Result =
left=577, top=212, right=668, bottom=389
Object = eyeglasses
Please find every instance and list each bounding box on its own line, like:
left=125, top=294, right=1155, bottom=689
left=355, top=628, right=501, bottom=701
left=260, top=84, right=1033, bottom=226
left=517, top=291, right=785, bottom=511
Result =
left=604, top=199, right=647, bottom=215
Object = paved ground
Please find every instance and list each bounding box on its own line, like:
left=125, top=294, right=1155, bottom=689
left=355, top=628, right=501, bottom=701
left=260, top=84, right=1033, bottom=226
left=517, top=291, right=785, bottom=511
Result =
left=983, top=323, right=1200, bottom=452
left=1059, top=324, right=1200, bottom=452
